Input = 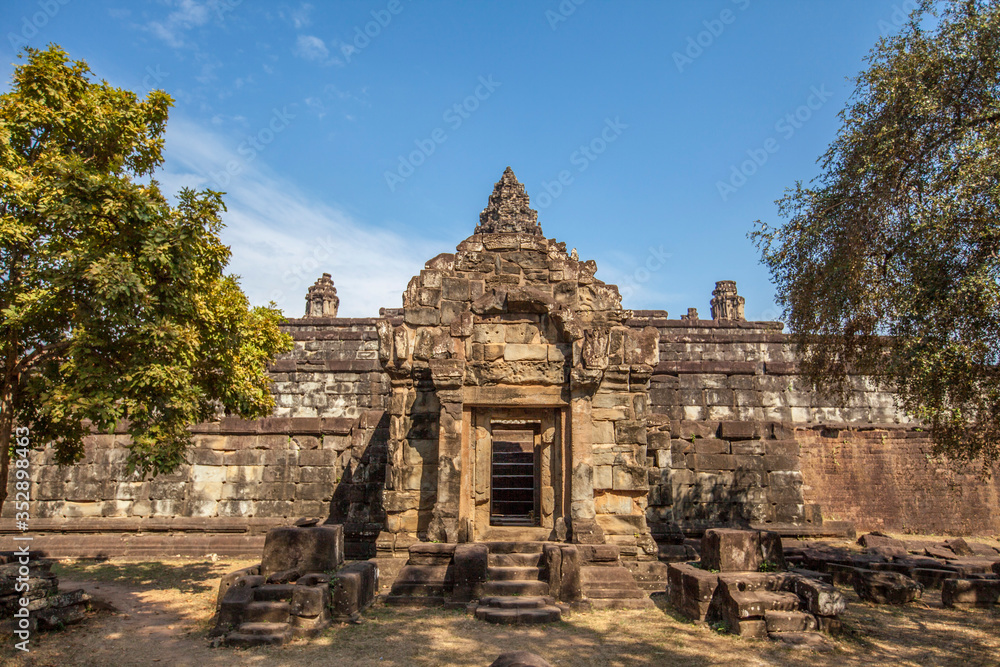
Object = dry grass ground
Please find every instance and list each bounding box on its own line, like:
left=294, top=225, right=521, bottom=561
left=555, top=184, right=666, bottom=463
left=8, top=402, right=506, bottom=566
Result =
left=1, top=536, right=998, bottom=667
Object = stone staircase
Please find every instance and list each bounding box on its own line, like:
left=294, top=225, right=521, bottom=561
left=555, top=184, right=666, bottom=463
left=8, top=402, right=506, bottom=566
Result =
left=472, top=543, right=565, bottom=624
left=383, top=543, right=456, bottom=607
left=384, top=540, right=656, bottom=621
left=222, top=580, right=328, bottom=647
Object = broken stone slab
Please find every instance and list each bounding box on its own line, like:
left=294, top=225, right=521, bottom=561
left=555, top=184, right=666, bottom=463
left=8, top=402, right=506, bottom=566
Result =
left=853, top=569, right=923, bottom=604
left=945, top=558, right=999, bottom=577
left=787, top=574, right=846, bottom=617
left=764, top=610, right=818, bottom=633
left=925, top=545, right=958, bottom=560
left=944, top=538, right=974, bottom=557
left=857, top=532, right=908, bottom=559
left=941, top=579, right=1000, bottom=607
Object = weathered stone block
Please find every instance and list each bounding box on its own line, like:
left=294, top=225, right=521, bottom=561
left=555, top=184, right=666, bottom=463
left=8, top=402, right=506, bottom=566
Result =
left=701, top=528, right=785, bottom=573
left=942, top=578, right=1000, bottom=607
left=404, top=307, right=440, bottom=326
left=260, top=525, right=344, bottom=577
left=853, top=570, right=923, bottom=605
left=503, top=344, right=547, bottom=361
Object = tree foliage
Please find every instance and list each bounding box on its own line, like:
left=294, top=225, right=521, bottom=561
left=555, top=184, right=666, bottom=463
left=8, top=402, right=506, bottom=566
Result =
left=0, top=45, right=292, bottom=508
left=752, top=0, right=1000, bottom=468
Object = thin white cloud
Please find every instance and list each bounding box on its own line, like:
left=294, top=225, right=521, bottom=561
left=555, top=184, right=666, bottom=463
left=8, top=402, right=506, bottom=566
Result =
left=157, top=118, right=442, bottom=318
left=293, top=35, right=342, bottom=67
left=291, top=3, right=313, bottom=29
left=147, top=0, right=212, bottom=48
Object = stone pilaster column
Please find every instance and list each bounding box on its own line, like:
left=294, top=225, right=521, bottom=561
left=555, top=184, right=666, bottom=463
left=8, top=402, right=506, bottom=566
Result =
left=427, top=360, right=465, bottom=543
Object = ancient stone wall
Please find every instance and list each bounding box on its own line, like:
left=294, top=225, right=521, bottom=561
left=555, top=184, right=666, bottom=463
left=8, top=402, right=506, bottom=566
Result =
left=797, top=427, right=1000, bottom=535
left=635, top=314, right=919, bottom=538
left=3, top=318, right=391, bottom=558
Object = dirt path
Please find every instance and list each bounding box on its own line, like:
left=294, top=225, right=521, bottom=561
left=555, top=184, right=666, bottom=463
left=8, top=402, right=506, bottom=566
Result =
left=1, top=555, right=998, bottom=667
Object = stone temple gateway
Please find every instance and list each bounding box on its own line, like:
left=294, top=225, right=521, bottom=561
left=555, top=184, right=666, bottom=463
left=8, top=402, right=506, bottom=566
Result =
left=377, top=167, right=661, bottom=557
left=8, top=168, right=1000, bottom=576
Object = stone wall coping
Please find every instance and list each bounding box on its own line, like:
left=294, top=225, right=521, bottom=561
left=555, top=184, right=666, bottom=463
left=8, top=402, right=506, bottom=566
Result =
left=283, top=317, right=383, bottom=326
left=645, top=414, right=926, bottom=434
left=0, top=517, right=290, bottom=534
left=627, top=318, right=784, bottom=331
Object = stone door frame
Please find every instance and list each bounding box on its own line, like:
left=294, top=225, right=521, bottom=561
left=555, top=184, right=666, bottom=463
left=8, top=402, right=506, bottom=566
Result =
left=466, top=404, right=567, bottom=542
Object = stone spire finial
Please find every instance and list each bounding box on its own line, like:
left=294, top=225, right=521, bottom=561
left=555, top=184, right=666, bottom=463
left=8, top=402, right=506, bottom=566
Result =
left=305, top=273, right=340, bottom=318
left=710, top=280, right=745, bottom=321
left=475, top=167, right=542, bottom=236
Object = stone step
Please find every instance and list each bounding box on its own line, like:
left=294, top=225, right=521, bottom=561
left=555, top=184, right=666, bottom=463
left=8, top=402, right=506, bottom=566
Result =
left=481, top=580, right=550, bottom=597
left=253, top=584, right=297, bottom=602
left=582, top=585, right=648, bottom=599
left=728, top=590, right=801, bottom=619
left=385, top=582, right=450, bottom=597
left=393, top=565, right=453, bottom=584
left=474, top=605, right=562, bottom=624
left=224, top=622, right=293, bottom=647
left=382, top=595, right=446, bottom=607
left=243, top=601, right=291, bottom=624
left=581, top=597, right=656, bottom=610
left=478, top=596, right=555, bottom=609
left=764, top=610, right=818, bottom=634
left=487, top=566, right=541, bottom=581
left=489, top=552, right=542, bottom=568
left=485, top=542, right=545, bottom=554
left=582, top=567, right=637, bottom=585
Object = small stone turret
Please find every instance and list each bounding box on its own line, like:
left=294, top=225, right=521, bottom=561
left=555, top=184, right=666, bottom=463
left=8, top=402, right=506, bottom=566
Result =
left=474, top=167, right=542, bottom=236
left=710, top=280, right=745, bottom=321
left=305, top=273, right=340, bottom=318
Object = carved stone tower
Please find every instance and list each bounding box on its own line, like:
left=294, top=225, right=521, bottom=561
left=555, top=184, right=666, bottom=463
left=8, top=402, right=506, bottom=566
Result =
left=305, top=273, right=340, bottom=318
left=710, top=280, right=745, bottom=321
left=474, top=167, right=543, bottom=236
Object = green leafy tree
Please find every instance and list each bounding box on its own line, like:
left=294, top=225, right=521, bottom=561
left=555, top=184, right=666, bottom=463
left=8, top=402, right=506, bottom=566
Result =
left=0, top=45, right=293, bottom=511
left=753, top=0, right=1000, bottom=469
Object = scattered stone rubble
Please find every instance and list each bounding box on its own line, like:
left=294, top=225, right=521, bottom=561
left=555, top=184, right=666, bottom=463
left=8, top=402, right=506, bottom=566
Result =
left=667, top=528, right=845, bottom=645
left=212, top=523, right=377, bottom=646
left=784, top=532, right=1000, bottom=608
left=0, top=551, right=89, bottom=633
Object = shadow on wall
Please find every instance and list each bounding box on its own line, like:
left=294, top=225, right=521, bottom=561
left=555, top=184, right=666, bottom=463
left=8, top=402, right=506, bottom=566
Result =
left=326, top=412, right=391, bottom=558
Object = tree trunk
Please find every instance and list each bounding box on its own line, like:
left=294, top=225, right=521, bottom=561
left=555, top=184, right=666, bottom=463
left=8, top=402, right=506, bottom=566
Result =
left=0, top=382, right=14, bottom=517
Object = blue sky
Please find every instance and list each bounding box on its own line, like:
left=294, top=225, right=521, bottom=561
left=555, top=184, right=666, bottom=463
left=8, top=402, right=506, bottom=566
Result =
left=2, top=0, right=919, bottom=319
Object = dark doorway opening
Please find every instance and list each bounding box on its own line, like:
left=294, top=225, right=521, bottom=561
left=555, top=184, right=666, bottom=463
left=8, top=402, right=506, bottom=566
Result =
left=490, top=427, right=537, bottom=526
